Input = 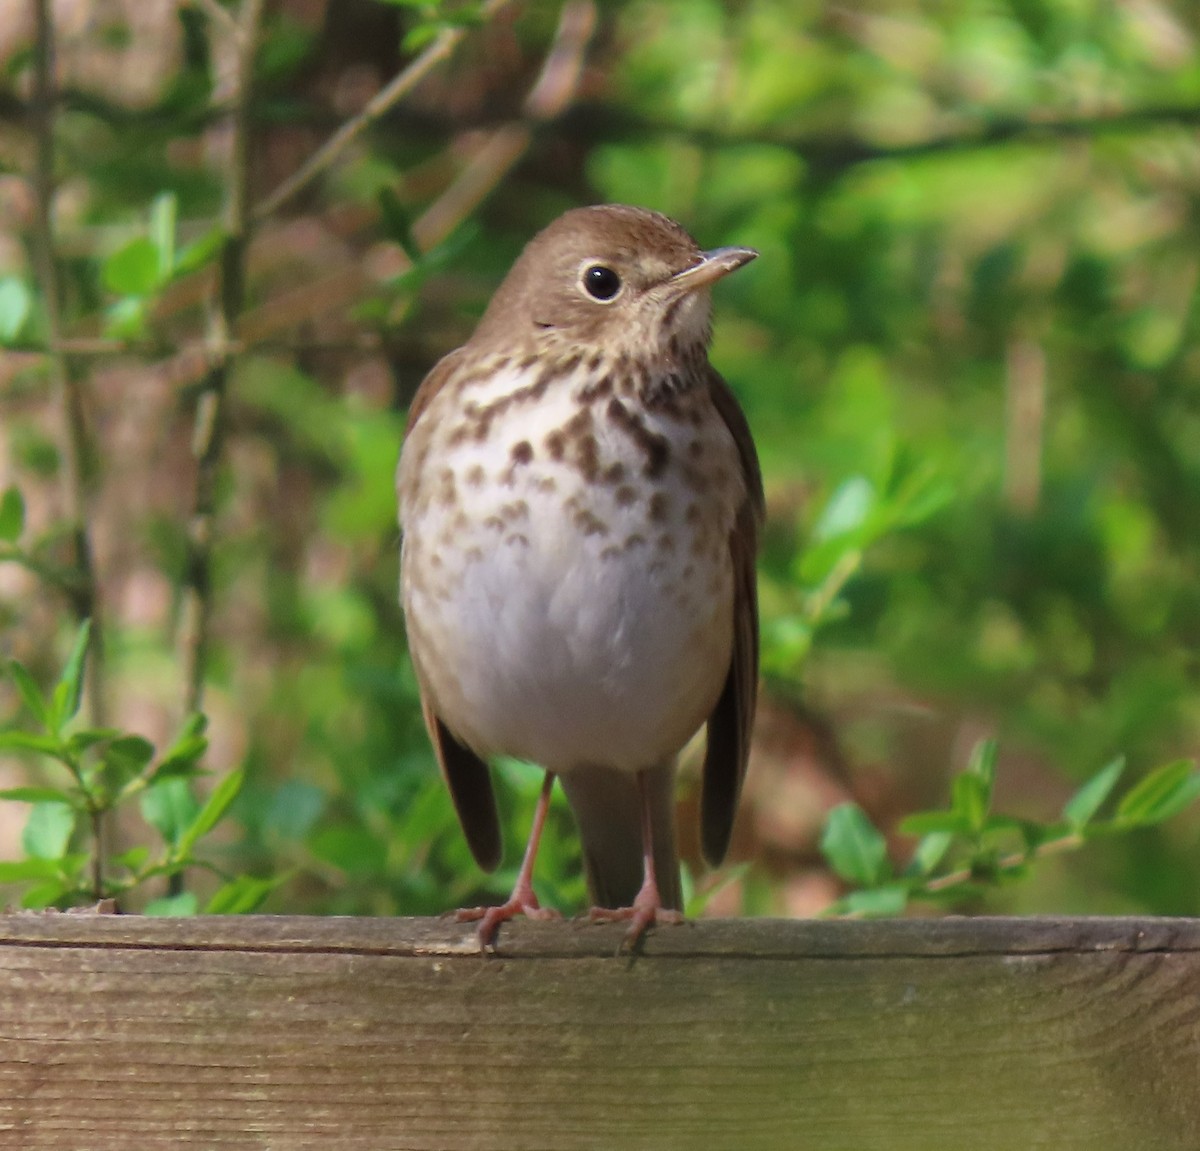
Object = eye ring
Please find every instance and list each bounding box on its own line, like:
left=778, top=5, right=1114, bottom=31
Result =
left=580, top=263, right=622, bottom=302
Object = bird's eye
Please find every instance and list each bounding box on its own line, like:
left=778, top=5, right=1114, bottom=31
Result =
left=581, top=264, right=622, bottom=302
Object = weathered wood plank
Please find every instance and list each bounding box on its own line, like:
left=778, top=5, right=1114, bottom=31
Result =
left=0, top=915, right=1197, bottom=1150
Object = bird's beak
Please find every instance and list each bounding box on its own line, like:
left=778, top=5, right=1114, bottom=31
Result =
left=668, top=246, right=758, bottom=294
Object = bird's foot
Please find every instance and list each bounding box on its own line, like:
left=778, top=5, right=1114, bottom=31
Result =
left=456, top=883, right=561, bottom=952
left=588, top=892, right=684, bottom=951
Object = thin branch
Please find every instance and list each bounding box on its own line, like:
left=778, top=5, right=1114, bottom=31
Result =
left=252, top=0, right=516, bottom=222
left=178, top=0, right=266, bottom=718
left=29, top=0, right=107, bottom=733
left=410, top=0, right=597, bottom=252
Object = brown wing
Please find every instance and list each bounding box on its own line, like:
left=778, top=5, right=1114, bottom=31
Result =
left=700, top=369, right=764, bottom=866
left=401, top=347, right=502, bottom=873
left=420, top=698, right=502, bottom=872
left=403, top=345, right=469, bottom=437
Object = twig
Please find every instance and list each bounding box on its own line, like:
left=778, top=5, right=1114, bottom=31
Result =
left=178, top=0, right=266, bottom=717
left=253, top=0, right=517, bottom=223
left=29, top=0, right=107, bottom=736
left=410, top=0, right=597, bottom=252
left=189, top=0, right=241, bottom=42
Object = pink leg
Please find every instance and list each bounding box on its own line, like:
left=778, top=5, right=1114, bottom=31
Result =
left=457, top=771, right=561, bottom=950
left=588, top=769, right=684, bottom=948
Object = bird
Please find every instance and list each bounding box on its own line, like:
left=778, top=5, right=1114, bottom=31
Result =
left=396, top=203, right=762, bottom=949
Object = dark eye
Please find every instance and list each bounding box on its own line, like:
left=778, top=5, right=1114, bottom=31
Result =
left=582, top=264, right=622, bottom=301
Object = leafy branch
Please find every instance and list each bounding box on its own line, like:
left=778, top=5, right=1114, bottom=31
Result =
left=820, top=739, right=1200, bottom=917
left=0, top=622, right=271, bottom=914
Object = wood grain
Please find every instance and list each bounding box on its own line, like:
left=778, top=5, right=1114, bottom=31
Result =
left=0, top=914, right=1197, bottom=1150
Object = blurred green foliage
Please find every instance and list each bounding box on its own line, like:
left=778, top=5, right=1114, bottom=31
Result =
left=2, top=0, right=1200, bottom=918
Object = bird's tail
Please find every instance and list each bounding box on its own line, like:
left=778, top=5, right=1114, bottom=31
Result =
left=559, top=762, right=682, bottom=911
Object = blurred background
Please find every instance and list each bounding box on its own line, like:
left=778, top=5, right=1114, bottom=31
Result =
left=2, top=0, right=1200, bottom=918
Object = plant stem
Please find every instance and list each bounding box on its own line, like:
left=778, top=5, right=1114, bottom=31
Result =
left=179, top=0, right=266, bottom=718
left=30, top=0, right=107, bottom=728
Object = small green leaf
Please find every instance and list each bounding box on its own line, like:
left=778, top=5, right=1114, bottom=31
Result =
left=173, top=225, right=224, bottom=277
left=0, top=786, right=74, bottom=804
left=828, top=885, right=909, bottom=918
left=967, top=738, right=998, bottom=790
left=1115, top=760, right=1200, bottom=828
left=7, top=661, right=51, bottom=730
left=102, top=735, right=156, bottom=779
left=204, top=873, right=284, bottom=914
left=144, top=891, right=198, bottom=917
left=112, top=845, right=150, bottom=871
left=0, top=486, right=24, bottom=542
left=22, top=801, right=75, bottom=860
left=177, top=768, right=244, bottom=856
left=0, top=276, right=32, bottom=343
left=906, top=831, right=954, bottom=877
left=0, top=857, right=63, bottom=882
left=0, top=730, right=62, bottom=755
left=820, top=802, right=891, bottom=887
left=812, top=476, right=875, bottom=543
left=898, top=810, right=969, bottom=836
left=103, top=236, right=162, bottom=296
left=141, top=778, right=199, bottom=847
left=51, top=620, right=92, bottom=731
left=149, top=192, right=177, bottom=282
left=952, top=771, right=990, bottom=834
left=1063, top=757, right=1126, bottom=830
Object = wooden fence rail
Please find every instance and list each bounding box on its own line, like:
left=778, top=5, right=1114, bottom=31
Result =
left=0, top=914, right=1197, bottom=1150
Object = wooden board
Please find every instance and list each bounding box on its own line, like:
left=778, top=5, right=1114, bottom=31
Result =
left=0, top=914, right=1196, bottom=1150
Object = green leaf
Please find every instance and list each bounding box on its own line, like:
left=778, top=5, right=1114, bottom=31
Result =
left=952, top=772, right=990, bottom=834
left=898, top=810, right=969, bottom=836
left=906, top=831, right=954, bottom=877
left=1063, top=757, right=1126, bottom=830
left=149, top=192, right=177, bottom=282
left=0, top=857, right=63, bottom=882
left=204, top=873, right=284, bottom=914
left=173, top=225, right=224, bottom=277
left=0, top=276, right=32, bottom=343
left=51, top=620, right=92, bottom=731
left=0, top=730, right=62, bottom=755
left=820, top=802, right=891, bottom=887
left=150, top=713, right=209, bottom=781
left=0, top=786, right=74, bottom=804
left=141, top=778, right=199, bottom=847
left=144, top=892, right=198, bottom=916
left=1115, top=760, right=1200, bottom=828
left=7, top=660, right=51, bottom=730
left=177, top=768, right=244, bottom=857
left=103, top=236, right=162, bottom=296
left=967, top=738, right=998, bottom=786
left=0, top=486, right=24, bottom=542
left=102, top=735, right=156, bottom=780
left=813, top=476, right=875, bottom=543
left=21, top=801, right=75, bottom=860
left=827, top=885, right=908, bottom=918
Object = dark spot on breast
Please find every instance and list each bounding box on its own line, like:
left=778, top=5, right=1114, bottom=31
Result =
left=603, top=461, right=626, bottom=485
left=615, top=485, right=638, bottom=507
left=484, top=515, right=505, bottom=532
left=575, top=433, right=600, bottom=482
left=511, top=440, right=534, bottom=465
left=465, top=464, right=486, bottom=487
left=545, top=431, right=566, bottom=461
left=649, top=493, right=670, bottom=522
left=688, top=439, right=704, bottom=458
left=579, top=374, right=614, bottom=403
left=587, top=352, right=604, bottom=373
left=606, top=397, right=671, bottom=479
left=501, top=500, right=529, bottom=522
left=574, top=509, right=609, bottom=537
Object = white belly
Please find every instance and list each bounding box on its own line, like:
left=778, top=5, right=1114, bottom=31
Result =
left=400, top=370, right=742, bottom=773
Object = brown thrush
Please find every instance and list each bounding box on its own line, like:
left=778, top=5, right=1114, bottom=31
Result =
left=397, top=204, right=763, bottom=948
